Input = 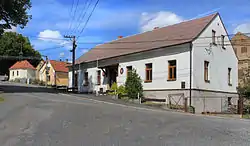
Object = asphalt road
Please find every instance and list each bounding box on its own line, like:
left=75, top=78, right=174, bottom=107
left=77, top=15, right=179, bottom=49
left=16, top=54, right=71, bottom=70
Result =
left=0, top=82, right=250, bottom=146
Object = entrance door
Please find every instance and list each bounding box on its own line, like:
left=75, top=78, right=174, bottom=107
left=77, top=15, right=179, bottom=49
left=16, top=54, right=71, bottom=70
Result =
left=107, top=65, right=118, bottom=87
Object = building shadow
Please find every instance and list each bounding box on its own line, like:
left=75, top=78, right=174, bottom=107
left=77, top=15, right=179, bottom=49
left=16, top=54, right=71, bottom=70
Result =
left=0, top=82, right=58, bottom=93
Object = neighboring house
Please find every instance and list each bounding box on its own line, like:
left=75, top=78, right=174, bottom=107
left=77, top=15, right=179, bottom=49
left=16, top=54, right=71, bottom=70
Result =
left=69, top=13, right=238, bottom=113
left=231, top=32, right=250, bottom=86
left=36, top=60, right=45, bottom=80
left=9, top=60, right=36, bottom=83
left=38, top=60, right=70, bottom=86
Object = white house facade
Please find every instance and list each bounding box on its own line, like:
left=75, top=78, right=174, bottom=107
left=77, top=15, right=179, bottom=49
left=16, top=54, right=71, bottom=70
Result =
left=9, top=60, right=36, bottom=84
left=69, top=13, right=238, bottom=113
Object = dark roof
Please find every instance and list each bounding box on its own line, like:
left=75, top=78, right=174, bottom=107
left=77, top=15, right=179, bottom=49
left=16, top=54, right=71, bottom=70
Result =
left=76, top=13, right=218, bottom=64
left=50, top=60, right=70, bottom=72
left=9, top=60, right=36, bottom=70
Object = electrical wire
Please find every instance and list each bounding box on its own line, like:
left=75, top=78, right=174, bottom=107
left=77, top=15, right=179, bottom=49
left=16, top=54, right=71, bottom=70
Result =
left=68, top=0, right=80, bottom=35
left=72, top=0, right=92, bottom=34
left=77, top=0, right=100, bottom=39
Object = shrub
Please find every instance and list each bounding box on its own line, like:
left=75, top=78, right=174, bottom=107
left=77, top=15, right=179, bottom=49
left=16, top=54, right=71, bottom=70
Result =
left=125, top=69, right=143, bottom=99
left=31, top=79, right=40, bottom=85
left=117, top=85, right=127, bottom=98
left=14, top=78, right=21, bottom=83
left=108, top=82, right=118, bottom=95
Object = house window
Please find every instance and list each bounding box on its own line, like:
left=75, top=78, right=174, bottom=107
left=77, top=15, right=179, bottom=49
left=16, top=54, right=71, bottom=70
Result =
left=241, top=47, right=247, bottom=53
left=221, top=35, right=225, bottom=49
left=181, top=81, right=185, bottom=89
left=212, top=30, right=216, bottom=45
left=228, top=97, right=232, bottom=106
left=228, top=68, right=232, bottom=86
left=84, top=72, right=89, bottom=86
left=97, top=70, right=101, bottom=85
left=126, top=66, right=132, bottom=77
left=12, top=71, right=14, bottom=76
left=204, top=61, right=210, bottom=82
left=168, top=60, right=176, bottom=81
left=17, top=71, right=19, bottom=76
left=47, top=75, right=50, bottom=81
left=145, top=63, right=152, bottom=82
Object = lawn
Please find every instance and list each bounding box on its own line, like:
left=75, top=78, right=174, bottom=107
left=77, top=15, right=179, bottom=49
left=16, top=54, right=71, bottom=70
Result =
left=243, top=114, right=250, bottom=119
left=0, top=97, right=4, bottom=102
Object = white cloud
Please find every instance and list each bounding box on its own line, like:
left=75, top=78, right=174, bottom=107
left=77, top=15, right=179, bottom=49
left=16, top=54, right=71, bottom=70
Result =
left=59, top=52, right=65, bottom=57
left=38, top=29, right=62, bottom=40
left=140, top=11, right=183, bottom=32
left=234, top=23, right=250, bottom=34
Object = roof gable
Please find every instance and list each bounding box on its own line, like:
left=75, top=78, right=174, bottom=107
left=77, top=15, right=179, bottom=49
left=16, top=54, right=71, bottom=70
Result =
left=76, top=13, right=218, bottom=64
left=9, top=60, right=36, bottom=70
left=50, top=60, right=69, bottom=72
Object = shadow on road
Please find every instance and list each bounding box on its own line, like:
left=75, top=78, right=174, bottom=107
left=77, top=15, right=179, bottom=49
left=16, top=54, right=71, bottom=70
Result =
left=0, top=83, right=59, bottom=93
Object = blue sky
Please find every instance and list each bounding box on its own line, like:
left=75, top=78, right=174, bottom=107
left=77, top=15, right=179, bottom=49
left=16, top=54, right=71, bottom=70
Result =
left=14, top=0, right=250, bottom=61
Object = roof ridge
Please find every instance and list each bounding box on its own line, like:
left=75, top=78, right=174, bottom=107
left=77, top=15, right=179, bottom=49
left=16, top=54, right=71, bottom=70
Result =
left=102, top=13, right=218, bottom=44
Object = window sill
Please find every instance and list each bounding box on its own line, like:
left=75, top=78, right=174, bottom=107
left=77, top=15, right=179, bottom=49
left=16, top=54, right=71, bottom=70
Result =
left=167, top=79, right=176, bottom=82
left=144, top=80, right=152, bottom=83
left=205, top=80, right=210, bottom=83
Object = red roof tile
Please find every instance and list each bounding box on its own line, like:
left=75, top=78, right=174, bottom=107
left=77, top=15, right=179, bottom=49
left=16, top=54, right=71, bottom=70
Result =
left=76, top=13, right=218, bottom=64
left=50, top=60, right=70, bottom=72
left=9, top=60, right=36, bottom=70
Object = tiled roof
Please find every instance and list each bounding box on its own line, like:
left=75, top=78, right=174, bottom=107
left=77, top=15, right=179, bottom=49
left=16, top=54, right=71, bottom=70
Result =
left=9, top=60, right=36, bottom=70
left=76, top=13, right=218, bottom=64
left=50, top=60, right=70, bottom=72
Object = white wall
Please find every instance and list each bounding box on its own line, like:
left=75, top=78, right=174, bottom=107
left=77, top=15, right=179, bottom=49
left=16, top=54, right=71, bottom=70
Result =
left=9, top=69, right=27, bottom=80
left=77, top=44, right=191, bottom=93
left=27, top=69, right=36, bottom=79
left=192, top=15, right=238, bottom=93
left=117, top=45, right=191, bottom=90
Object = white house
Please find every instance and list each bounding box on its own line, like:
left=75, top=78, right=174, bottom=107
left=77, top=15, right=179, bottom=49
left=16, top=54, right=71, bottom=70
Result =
left=69, top=13, right=238, bottom=113
left=9, top=60, right=36, bottom=84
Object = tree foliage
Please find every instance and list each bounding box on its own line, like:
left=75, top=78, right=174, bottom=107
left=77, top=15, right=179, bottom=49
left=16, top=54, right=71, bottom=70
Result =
left=0, top=32, right=41, bottom=75
left=0, top=0, right=32, bottom=34
left=125, top=69, right=143, bottom=99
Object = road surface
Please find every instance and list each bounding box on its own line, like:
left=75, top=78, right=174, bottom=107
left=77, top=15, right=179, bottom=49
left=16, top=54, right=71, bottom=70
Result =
left=0, top=82, right=250, bottom=146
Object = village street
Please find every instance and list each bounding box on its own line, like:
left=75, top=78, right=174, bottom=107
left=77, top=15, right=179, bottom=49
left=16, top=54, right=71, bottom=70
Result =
left=0, top=81, right=249, bottom=146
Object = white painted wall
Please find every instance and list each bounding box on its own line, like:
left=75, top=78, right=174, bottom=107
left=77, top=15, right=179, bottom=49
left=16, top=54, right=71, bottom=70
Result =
left=9, top=69, right=35, bottom=81
left=9, top=69, right=27, bottom=80
left=75, top=44, right=191, bottom=93
left=192, top=15, right=238, bottom=93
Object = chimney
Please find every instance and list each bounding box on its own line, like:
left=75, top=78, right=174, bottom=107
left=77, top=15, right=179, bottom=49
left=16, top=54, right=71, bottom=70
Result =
left=154, top=27, right=159, bottom=30
left=118, top=36, right=123, bottom=39
left=66, top=59, right=68, bottom=62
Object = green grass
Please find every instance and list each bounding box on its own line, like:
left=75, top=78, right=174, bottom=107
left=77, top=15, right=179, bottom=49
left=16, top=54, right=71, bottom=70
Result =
left=0, top=97, right=4, bottom=102
left=243, top=114, right=250, bottom=119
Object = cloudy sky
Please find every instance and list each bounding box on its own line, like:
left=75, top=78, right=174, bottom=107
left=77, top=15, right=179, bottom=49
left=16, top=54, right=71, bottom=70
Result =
left=14, top=0, right=250, bottom=61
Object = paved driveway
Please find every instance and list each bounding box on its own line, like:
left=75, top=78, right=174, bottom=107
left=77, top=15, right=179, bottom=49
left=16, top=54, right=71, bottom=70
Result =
left=0, top=82, right=250, bottom=146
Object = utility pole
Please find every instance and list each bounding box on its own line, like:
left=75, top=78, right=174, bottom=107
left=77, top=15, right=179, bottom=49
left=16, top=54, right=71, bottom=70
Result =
left=64, top=35, right=77, bottom=91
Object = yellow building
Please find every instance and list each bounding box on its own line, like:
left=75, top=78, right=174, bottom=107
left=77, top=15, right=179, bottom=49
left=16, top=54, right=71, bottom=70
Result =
left=37, top=60, right=70, bottom=86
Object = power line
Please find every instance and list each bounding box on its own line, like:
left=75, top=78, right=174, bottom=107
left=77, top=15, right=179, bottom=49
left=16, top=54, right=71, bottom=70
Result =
left=72, top=0, right=92, bottom=34
left=38, top=45, right=66, bottom=51
left=67, top=0, right=75, bottom=35
left=77, top=0, right=100, bottom=39
left=68, top=0, right=80, bottom=35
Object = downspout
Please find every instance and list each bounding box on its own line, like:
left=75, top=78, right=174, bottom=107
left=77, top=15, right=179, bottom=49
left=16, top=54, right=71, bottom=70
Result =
left=189, top=43, right=193, bottom=107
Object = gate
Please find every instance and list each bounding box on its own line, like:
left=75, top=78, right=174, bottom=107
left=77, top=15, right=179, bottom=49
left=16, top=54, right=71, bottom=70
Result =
left=167, top=93, right=187, bottom=112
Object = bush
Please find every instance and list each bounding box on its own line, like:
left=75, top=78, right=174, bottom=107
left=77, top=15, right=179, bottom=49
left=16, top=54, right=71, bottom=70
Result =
left=31, top=79, right=40, bottom=85
left=125, top=69, right=143, bottom=99
left=38, top=80, right=45, bottom=86
left=14, top=78, right=21, bottom=83
left=117, top=85, right=127, bottom=98
left=108, top=82, right=118, bottom=95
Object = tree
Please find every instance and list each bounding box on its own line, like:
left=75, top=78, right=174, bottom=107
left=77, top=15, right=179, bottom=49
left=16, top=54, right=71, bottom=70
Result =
left=125, top=69, right=143, bottom=99
left=0, top=32, right=41, bottom=75
left=0, top=0, right=32, bottom=34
